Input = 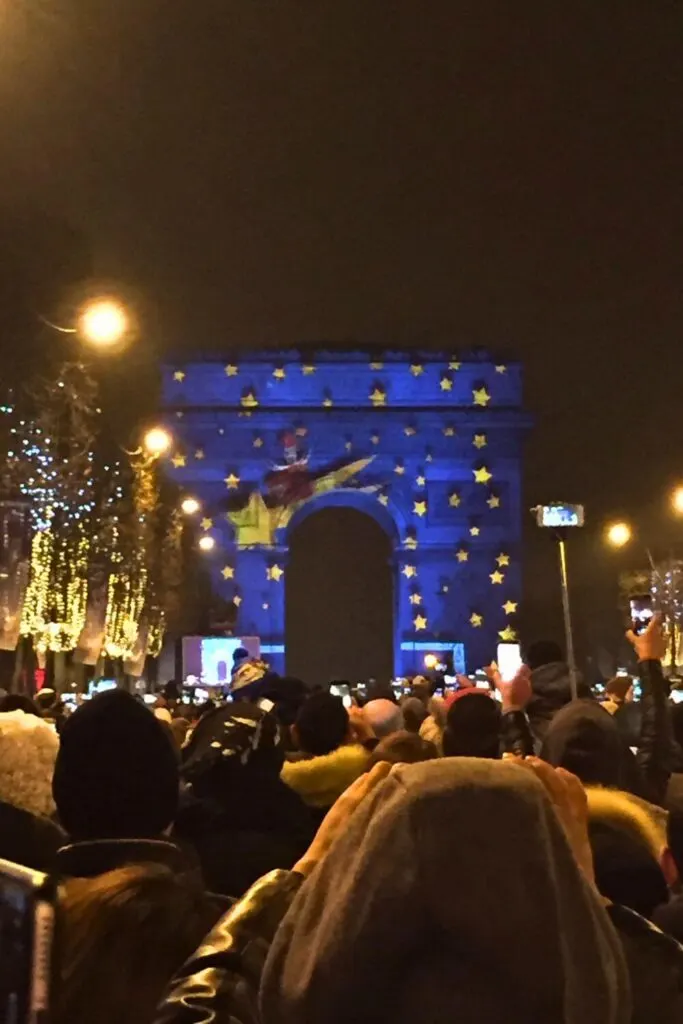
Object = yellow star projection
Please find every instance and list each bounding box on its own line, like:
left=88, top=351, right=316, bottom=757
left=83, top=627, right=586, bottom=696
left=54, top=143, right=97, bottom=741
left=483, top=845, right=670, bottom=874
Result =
left=200, top=517, right=213, bottom=531
left=295, top=426, right=307, bottom=437
left=171, top=454, right=186, bottom=469
left=413, top=500, right=427, bottom=517
left=413, top=614, right=427, bottom=631
left=449, top=359, right=461, bottom=371
left=487, top=494, right=501, bottom=509
left=496, top=553, right=510, bottom=567
left=273, top=367, right=286, bottom=380
left=449, top=492, right=461, bottom=507
left=404, top=425, right=416, bottom=437
left=495, top=365, right=507, bottom=374
left=442, top=425, right=456, bottom=437
left=499, top=626, right=517, bottom=642
left=473, top=434, right=487, bottom=449
left=416, top=474, right=426, bottom=488
left=370, top=361, right=384, bottom=370
left=267, top=564, right=284, bottom=582
left=302, top=364, right=316, bottom=375
left=473, top=387, right=491, bottom=407
left=322, top=395, right=333, bottom=408
left=490, top=570, right=505, bottom=585
left=224, top=473, right=240, bottom=489
left=369, top=387, right=386, bottom=407
left=241, top=390, right=258, bottom=409
left=402, top=564, right=417, bottom=578
left=440, top=376, right=453, bottom=392
left=404, top=534, right=418, bottom=550
left=221, top=566, right=235, bottom=580
left=455, top=548, right=469, bottom=562
left=233, top=594, right=242, bottom=607
left=194, top=449, right=205, bottom=460
left=470, top=612, right=483, bottom=627
left=503, top=600, right=518, bottom=615
left=473, top=466, right=492, bottom=484
left=253, top=436, right=264, bottom=448
left=173, top=370, right=186, bottom=382
left=469, top=526, right=480, bottom=537
left=410, top=364, right=424, bottom=377
left=371, top=432, right=380, bottom=445
left=409, top=592, right=422, bottom=605
left=394, top=462, right=405, bottom=475
left=378, top=493, right=389, bottom=506
left=224, top=364, right=238, bottom=377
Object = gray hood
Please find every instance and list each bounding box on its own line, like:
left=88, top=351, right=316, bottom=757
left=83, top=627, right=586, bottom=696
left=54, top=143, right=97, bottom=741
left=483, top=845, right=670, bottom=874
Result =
left=528, top=661, right=593, bottom=737
left=260, top=758, right=630, bottom=1024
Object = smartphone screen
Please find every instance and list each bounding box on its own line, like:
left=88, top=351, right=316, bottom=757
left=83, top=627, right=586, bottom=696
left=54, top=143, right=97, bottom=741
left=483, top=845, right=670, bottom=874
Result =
left=671, top=690, right=683, bottom=705
left=630, top=594, right=653, bottom=636
left=0, top=859, right=55, bottom=1024
left=497, top=642, right=523, bottom=682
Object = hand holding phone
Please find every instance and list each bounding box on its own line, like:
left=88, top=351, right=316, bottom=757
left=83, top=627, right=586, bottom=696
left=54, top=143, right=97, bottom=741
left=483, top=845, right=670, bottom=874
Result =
left=0, top=858, right=56, bottom=1024
left=629, top=594, right=654, bottom=637
left=626, top=611, right=666, bottom=663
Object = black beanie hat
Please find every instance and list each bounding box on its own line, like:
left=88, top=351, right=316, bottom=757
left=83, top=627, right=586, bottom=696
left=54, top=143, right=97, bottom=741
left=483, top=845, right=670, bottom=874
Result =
left=53, top=690, right=179, bottom=842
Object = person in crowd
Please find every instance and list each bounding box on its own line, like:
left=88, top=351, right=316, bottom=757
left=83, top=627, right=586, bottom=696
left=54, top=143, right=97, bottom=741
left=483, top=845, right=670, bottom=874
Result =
left=0, top=693, right=41, bottom=716
left=35, top=687, right=67, bottom=732
left=653, top=808, right=683, bottom=940
left=524, top=639, right=593, bottom=742
left=260, top=757, right=683, bottom=1024
left=418, top=693, right=447, bottom=752
left=52, top=689, right=188, bottom=880
left=281, top=691, right=371, bottom=817
left=56, top=863, right=215, bottom=1024
left=362, top=697, right=403, bottom=738
left=400, top=695, right=429, bottom=733
left=408, top=674, right=432, bottom=705
left=169, top=715, right=190, bottom=750
left=442, top=688, right=501, bottom=758
left=602, top=674, right=634, bottom=716
left=0, top=709, right=63, bottom=870
left=175, top=701, right=314, bottom=898
left=366, top=729, right=437, bottom=768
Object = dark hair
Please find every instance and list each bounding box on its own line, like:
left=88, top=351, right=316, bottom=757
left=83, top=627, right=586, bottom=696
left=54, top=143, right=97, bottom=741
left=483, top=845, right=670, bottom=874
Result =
left=0, top=694, right=41, bottom=716
left=56, top=864, right=214, bottom=1024
left=233, top=647, right=250, bottom=665
left=442, top=692, right=501, bottom=759
left=367, top=730, right=437, bottom=768
left=295, top=692, right=349, bottom=756
left=525, top=640, right=563, bottom=671
left=401, top=697, right=429, bottom=733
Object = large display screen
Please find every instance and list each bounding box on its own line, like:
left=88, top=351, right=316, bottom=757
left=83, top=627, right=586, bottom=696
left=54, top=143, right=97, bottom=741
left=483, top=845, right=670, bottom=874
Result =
left=182, top=636, right=260, bottom=687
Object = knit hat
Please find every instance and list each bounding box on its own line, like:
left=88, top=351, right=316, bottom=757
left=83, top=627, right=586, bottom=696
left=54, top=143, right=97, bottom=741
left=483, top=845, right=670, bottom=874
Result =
left=0, top=710, right=59, bottom=819
left=230, top=657, right=271, bottom=698
left=52, top=690, right=179, bottom=841
left=363, top=699, right=403, bottom=739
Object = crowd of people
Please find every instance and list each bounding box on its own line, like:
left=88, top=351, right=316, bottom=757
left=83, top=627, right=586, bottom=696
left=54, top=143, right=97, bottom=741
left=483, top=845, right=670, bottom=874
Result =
left=1, top=616, right=683, bottom=1021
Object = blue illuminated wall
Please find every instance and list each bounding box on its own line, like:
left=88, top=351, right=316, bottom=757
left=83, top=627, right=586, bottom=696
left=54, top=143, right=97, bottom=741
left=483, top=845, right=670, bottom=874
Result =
left=161, top=351, right=530, bottom=677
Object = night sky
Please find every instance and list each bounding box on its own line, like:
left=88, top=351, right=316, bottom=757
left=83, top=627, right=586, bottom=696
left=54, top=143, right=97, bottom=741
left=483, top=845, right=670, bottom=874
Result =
left=0, top=3, right=680, bottom=669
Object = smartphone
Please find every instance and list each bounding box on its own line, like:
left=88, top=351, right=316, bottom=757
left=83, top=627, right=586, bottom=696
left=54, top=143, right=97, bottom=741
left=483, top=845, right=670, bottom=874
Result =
left=536, top=503, right=585, bottom=528
left=671, top=690, right=683, bottom=704
left=497, top=642, right=523, bottom=682
left=630, top=594, right=653, bottom=636
left=0, top=858, right=56, bottom=1024
left=329, top=684, right=352, bottom=709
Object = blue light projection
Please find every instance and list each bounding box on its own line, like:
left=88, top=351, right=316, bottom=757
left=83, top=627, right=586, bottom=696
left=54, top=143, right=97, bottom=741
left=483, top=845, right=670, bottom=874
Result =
left=161, top=351, right=530, bottom=676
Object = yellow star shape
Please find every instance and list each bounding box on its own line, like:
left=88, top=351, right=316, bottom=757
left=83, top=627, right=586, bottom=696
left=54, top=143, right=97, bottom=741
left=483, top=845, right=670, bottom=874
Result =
left=394, top=463, right=405, bottom=475
left=410, top=364, right=424, bottom=377
left=473, top=387, right=491, bottom=407
left=322, top=396, right=333, bottom=408
left=378, top=493, right=389, bottom=506
left=302, top=364, right=316, bottom=375
left=473, top=434, right=487, bottom=449
left=409, top=592, right=422, bottom=605
left=267, top=564, right=284, bottom=582
left=440, top=376, right=453, bottom=392
left=404, top=425, right=416, bottom=436
left=456, top=548, right=469, bottom=563
left=404, top=535, right=418, bottom=550
left=253, top=436, right=264, bottom=448
left=295, top=426, right=308, bottom=437
left=200, top=517, right=213, bottom=531
left=416, top=474, right=426, bottom=488
left=449, top=492, right=461, bottom=508
left=233, top=594, right=242, bottom=607
left=495, top=365, right=507, bottom=374
left=221, top=565, right=235, bottom=580
left=499, top=626, right=517, bottom=642
left=503, top=600, right=518, bottom=615
left=371, top=433, right=380, bottom=445
left=194, top=449, right=205, bottom=460
left=224, top=473, right=240, bottom=489
left=173, top=370, right=186, bottom=382
left=449, top=359, right=461, bottom=371
left=487, top=494, right=501, bottom=509
left=171, top=454, right=186, bottom=469
left=490, top=570, right=505, bottom=585
left=273, top=367, right=286, bottom=380
left=497, top=553, right=510, bottom=567
left=413, top=614, right=428, bottom=631
left=443, top=425, right=455, bottom=437
left=370, top=361, right=384, bottom=370
left=402, top=564, right=417, bottom=579
left=470, top=526, right=480, bottom=537
left=473, top=466, right=492, bottom=484
left=241, top=391, right=258, bottom=408
left=413, top=500, right=427, bottom=517
left=369, top=387, right=386, bottom=407
left=470, top=612, right=483, bottom=628
left=224, top=364, right=238, bottom=377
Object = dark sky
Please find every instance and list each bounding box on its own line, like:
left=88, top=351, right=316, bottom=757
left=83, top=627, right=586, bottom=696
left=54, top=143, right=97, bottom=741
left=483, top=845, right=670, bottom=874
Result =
left=0, top=2, right=681, bottom=661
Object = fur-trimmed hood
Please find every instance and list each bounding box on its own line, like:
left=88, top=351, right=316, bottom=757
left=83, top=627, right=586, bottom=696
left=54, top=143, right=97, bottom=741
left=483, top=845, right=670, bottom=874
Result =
left=281, top=744, right=369, bottom=808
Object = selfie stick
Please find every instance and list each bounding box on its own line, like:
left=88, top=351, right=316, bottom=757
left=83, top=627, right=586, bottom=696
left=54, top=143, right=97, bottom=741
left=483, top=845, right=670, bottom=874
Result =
left=556, top=533, right=579, bottom=702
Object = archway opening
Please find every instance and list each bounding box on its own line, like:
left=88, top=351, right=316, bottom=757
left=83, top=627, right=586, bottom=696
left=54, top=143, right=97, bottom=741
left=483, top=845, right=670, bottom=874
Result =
left=285, top=506, right=394, bottom=685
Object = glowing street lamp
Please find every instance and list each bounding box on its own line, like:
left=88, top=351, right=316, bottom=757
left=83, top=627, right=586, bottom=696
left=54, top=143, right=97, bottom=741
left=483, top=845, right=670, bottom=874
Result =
left=142, top=426, right=172, bottom=458
left=198, top=535, right=215, bottom=552
left=423, top=653, right=438, bottom=670
left=672, top=487, right=683, bottom=516
left=605, top=521, right=632, bottom=549
left=181, top=496, right=201, bottom=516
left=77, top=297, right=130, bottom=350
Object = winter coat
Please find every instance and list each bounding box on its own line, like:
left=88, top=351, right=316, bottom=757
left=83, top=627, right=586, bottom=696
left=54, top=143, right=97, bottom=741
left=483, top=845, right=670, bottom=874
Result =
left=280, top=743, right=369, bottom=809
left=527, top=660, right=593, bottom=741
left=0, top=799, right=64, bottom=872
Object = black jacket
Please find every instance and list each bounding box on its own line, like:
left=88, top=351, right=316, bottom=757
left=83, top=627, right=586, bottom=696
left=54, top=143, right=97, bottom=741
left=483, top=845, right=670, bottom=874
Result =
left=0, top=800, right=64, bottom=872
left=152, top=869, right=683, bottom=1024
left=152, top=869, right=303, bottom=1024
